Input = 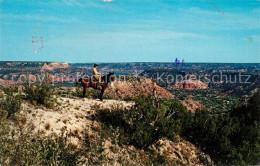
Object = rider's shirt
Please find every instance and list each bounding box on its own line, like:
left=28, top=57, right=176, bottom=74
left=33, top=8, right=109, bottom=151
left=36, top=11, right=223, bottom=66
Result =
left=93, top=68, right=100, bottom=76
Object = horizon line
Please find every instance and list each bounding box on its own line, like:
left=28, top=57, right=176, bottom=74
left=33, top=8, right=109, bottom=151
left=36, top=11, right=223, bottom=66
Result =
left=0, top=60, right=260, bottom=64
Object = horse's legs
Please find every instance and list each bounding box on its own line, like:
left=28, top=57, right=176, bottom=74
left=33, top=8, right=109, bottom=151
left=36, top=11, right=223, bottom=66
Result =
left=83, top=87, right=87, bottom=97
left=100, top=88, right=105, bottom=101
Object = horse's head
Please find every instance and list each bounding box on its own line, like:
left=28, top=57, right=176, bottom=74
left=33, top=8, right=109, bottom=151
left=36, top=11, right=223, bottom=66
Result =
left=102, top=72, right=115, bottom=83
left=109, top=72, right=116, bottom=82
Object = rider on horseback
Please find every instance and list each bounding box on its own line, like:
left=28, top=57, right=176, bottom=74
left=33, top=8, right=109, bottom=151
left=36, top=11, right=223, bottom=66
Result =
left=93, top=64, right=102, bottom=89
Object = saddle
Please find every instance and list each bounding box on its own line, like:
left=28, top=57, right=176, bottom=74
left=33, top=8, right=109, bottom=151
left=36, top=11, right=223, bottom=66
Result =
left=91, top=77, right=103, bottom=89
left=91, top=77, right=102, bottom=83
left=91, top=77, right=98, bottom=83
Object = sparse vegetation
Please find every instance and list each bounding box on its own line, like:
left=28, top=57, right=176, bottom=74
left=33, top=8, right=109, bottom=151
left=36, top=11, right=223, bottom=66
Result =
left=20, top=115, right=27, bottom=125
left=0, top=131, right=83, bottom=165
left=72, top=85, right=84, bottom=98
left=45, top=123, right=51, bottom=130
left=181, top=92, right=260, bottom=165
left=73, top=86, right=101, bottom=99
left=97, top=93, right=260, bottom=165
left=0, top=87, right=22, bottom=117
left=0, top=89, right=4, bottom=98
left=172, top=89, right=239, bottom=113
left=0, top=81, right=258, bottom=165
left=97, top=95, right=190, bottom=148
left=23, top=74, right=57, bottom=108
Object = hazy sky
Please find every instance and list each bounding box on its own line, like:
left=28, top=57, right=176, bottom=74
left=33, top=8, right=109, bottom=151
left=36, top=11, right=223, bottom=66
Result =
left=0, top=0, right=259, bottom=63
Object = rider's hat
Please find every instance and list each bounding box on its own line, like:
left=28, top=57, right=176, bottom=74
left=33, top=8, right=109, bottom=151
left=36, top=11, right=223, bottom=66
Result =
left=94, top=63, right=99, bottom=67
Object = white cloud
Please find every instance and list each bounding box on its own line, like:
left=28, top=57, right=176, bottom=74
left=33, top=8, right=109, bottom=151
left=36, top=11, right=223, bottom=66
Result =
left=103, top=0, right=112, bottom=2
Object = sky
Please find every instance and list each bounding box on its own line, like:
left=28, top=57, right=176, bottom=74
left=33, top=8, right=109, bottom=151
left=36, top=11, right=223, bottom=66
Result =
left=0, top=0, right=259, bottom=63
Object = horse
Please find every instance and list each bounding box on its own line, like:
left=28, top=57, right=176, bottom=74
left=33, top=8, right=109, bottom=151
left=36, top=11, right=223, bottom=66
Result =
left=75, top=72, right=115, bottom=101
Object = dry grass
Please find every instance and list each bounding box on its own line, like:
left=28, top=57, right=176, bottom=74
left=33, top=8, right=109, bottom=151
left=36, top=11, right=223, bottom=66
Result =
left=63, top=119, right=68, bottom=124
left=45, top=123, right=51, bottom=130
left=20, top=116, right=27, bottom=125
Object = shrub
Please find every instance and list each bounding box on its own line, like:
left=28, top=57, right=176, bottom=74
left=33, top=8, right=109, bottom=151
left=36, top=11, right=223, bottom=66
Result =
left=0, top=87, right=22, bottom=117
left=0, top=108, right=83, bottom=165
left=72, top=85, right=83, bottom=98
left=23, top=74, right=57, bottom=108
left=72, top=85, right=100, bottom=99
left=97, top=95, right=189, bottom=149
left=182, top=92, right=260, bottom=165
left=0, top=89, right=4, bottom=98
left=97, top=93, right=260, bottom=165
left=85, top=88, right=100, bottom=99
left=0, top=129, right=83, bottom=165
left=0, top=110, right=10, bottom=165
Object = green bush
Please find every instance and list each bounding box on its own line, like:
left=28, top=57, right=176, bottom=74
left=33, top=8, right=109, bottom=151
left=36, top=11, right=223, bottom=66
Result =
left=97, top=93, right=260, bottom=165
left=97, top=96, right=189, bottom=149
left=0, top=87, right=22, bottom=117
left=72, top=85, right=100, bottom=99
left=0, top=108, right=83, bottom=165
left=0, top=128, right=83, bottom=165
left=182, top=92, right=260, bottom=165
left=0, top=89, right=4, bottom=98
left=23, top=74, right=57, bottom=108
left=0, top=110, right=10, bottom=165
left=72, top=85, right=84, bottom=98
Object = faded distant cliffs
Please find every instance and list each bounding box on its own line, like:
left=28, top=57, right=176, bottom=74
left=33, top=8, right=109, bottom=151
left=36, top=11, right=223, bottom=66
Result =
left=41, top=62, right=70, bottom=71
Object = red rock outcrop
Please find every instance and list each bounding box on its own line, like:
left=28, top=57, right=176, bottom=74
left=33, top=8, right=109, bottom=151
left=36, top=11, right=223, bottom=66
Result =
left=105, top=78, right=174, bottom=99
left=41, top=62, right=69, bottom=71
left=175, top=80, right=208, bottom=89
left=0, top=79, right=16, bottom=85
left=50, top=62, right=69, bottom=69
left=42, top=63, right=53, bottom=71
left=181, top=99, right=203, bottom=113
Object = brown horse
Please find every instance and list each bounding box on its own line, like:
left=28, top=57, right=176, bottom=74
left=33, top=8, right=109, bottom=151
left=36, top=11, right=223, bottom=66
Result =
left=76, top=72, right=115, bottom=101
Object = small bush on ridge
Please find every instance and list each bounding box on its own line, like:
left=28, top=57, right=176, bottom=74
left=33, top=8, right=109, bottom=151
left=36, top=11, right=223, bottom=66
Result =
left=23, top=73, right=57, bottom=108
left=0, top=87, right=22, bottom=117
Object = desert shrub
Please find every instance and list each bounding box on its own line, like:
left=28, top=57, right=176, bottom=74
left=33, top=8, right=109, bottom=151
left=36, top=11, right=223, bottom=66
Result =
left=0, top=108, right=83, bottom=165
left=97, top=93, right=260, bottom=165
left=1, top=86, right=18, bottom=94
left=0, top=89, right=4, bottom=98
left=85, top=88, right=100, bottom=99
left=36, top=133, right=83, bottom=166
left=97, top=96, right=189, bottom=149
left=73, top=85, right=100, bottom=99
left=72, top=85, right=83, bottom=98
left=0, top=110, right=10, bottom=165
left=182, top=92, right=260, bottom=165
left=23, top=74, right=57, bottom=108
left=0, top=87, right=22, bottom=117
left=124, top=97, right=176, bottom=148
left=0, top=130, right=83, bottom=166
